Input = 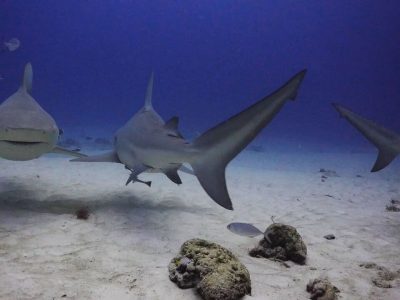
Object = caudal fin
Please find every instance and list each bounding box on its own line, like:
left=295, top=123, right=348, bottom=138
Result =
left=371, top=150, right=398, bottom=172
left=190, top=70, right=307, bottom=210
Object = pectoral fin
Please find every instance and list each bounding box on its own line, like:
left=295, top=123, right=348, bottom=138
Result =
left=52, top=146, right=87, bottom=158
left=70, top=151, right=120, bottom=163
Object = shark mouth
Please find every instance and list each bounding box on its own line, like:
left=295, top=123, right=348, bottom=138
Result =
left=2, top=140, right=45, bottom=145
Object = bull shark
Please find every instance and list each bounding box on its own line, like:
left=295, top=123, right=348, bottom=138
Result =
left=72, top=70, right=307, bottom=210
left=0, top=63, right=86, bottom=161
left=332, top=103, right=400, bottom=172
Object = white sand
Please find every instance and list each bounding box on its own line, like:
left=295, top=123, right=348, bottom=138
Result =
left=0, top=150, right=399, bottom=300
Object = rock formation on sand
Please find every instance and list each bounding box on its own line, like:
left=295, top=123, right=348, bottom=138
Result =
left=249, top=223, right=307, bottom=264
left=169, top=238, right=251, bottom=300
left=306, top=278, right=340, bottom=300
left=360, top=262, right=400, bottom=289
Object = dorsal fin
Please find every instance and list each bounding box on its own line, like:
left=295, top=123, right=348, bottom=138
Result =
left=144, top=72, right=154, bottom=111
left=21, top=62, right=33, bottom=93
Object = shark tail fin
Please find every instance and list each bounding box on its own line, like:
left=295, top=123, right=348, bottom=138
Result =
left=21, top=62, right=33, bottom=94
left=371, top=149, right=398, bottom=172
left=332, top=103, right=399, bottom=172
left=189, top=70, right=307, bottom=210
left=144, top=72, right=154, bottom=111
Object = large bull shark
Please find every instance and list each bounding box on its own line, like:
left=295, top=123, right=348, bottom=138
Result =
left=0, top=63, right=85, bottom=161
left=73, top=70, right=307, bottom=210
left=333, top=103, right=400, bottom=172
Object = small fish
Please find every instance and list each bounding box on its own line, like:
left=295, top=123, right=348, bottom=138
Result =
left=227, top=222, right=263, bottom=238
left=124, top=165, right=152, bottom=187
left=4, top=38, right=20, bottom=52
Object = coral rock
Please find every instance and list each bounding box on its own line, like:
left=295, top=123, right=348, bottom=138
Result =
left=169, top=239, right=251, bottom=300
left=249, top=223, right=307, bottom=264
left=306, top=278, right=340, bottom=300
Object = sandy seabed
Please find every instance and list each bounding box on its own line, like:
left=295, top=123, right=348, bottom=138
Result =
left=0, top=150, right=399, bottom=300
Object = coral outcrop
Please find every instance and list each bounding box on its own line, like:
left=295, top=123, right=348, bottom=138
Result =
left=249, top=223, right=307, bottom=264
left=169, top=239, right=251, bottom=300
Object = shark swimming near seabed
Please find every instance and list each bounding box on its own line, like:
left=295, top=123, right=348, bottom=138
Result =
left=72, top=70, right=307, bottom=210
left=333, top=103, right=400, bottom=172
left=0, top=63, right=86, bottom=161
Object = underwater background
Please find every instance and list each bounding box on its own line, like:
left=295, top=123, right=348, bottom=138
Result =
left=1, top=0, right=400, bottom=154
left=2, top=2, right=400, bottom=299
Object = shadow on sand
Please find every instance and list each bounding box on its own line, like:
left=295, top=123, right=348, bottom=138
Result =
left=0, top=178, right=208, bottom=217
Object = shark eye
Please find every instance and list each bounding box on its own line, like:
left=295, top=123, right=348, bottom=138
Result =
left=167, top=133, right=179, bottom=138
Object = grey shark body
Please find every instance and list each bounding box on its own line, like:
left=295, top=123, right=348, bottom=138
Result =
left=73, top=70, right=307, bottom=209
left=333, top=103, right=400, bottom=172
left=0, top=63, right=85, bottom=161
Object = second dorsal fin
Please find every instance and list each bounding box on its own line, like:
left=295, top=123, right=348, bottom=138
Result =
left=165, top=116, right=179, bottom=130
left=164, top=116, right=183, bottom=138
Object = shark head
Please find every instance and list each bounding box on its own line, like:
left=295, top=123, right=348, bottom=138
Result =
left=0, top=63, right=59, bottom=161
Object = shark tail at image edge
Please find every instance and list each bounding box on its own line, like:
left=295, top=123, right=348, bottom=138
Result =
left=332, top=102, right=399, bottom=172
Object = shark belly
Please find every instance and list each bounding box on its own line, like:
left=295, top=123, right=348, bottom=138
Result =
left=117, top=142, right=184, bottom=170
left=133, top=147, right=183, bottom=168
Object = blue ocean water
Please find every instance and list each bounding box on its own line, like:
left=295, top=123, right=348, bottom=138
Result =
left=1, top=0, right=400, bottom=153
left=2, top=3, right=400, bottom=299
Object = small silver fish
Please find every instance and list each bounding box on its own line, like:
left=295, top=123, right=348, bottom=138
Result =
left=227, top=222, right=263, bottom=238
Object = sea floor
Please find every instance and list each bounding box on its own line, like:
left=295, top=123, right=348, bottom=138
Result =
left=0, top=149, right=399, bottom=299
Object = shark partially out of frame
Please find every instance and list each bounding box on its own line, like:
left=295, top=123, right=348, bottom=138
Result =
left=333, top=103, right=400, bottom=172
left=73, top=70, right=307, bottom=210
left=0, top=63, right=86, bottom=161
